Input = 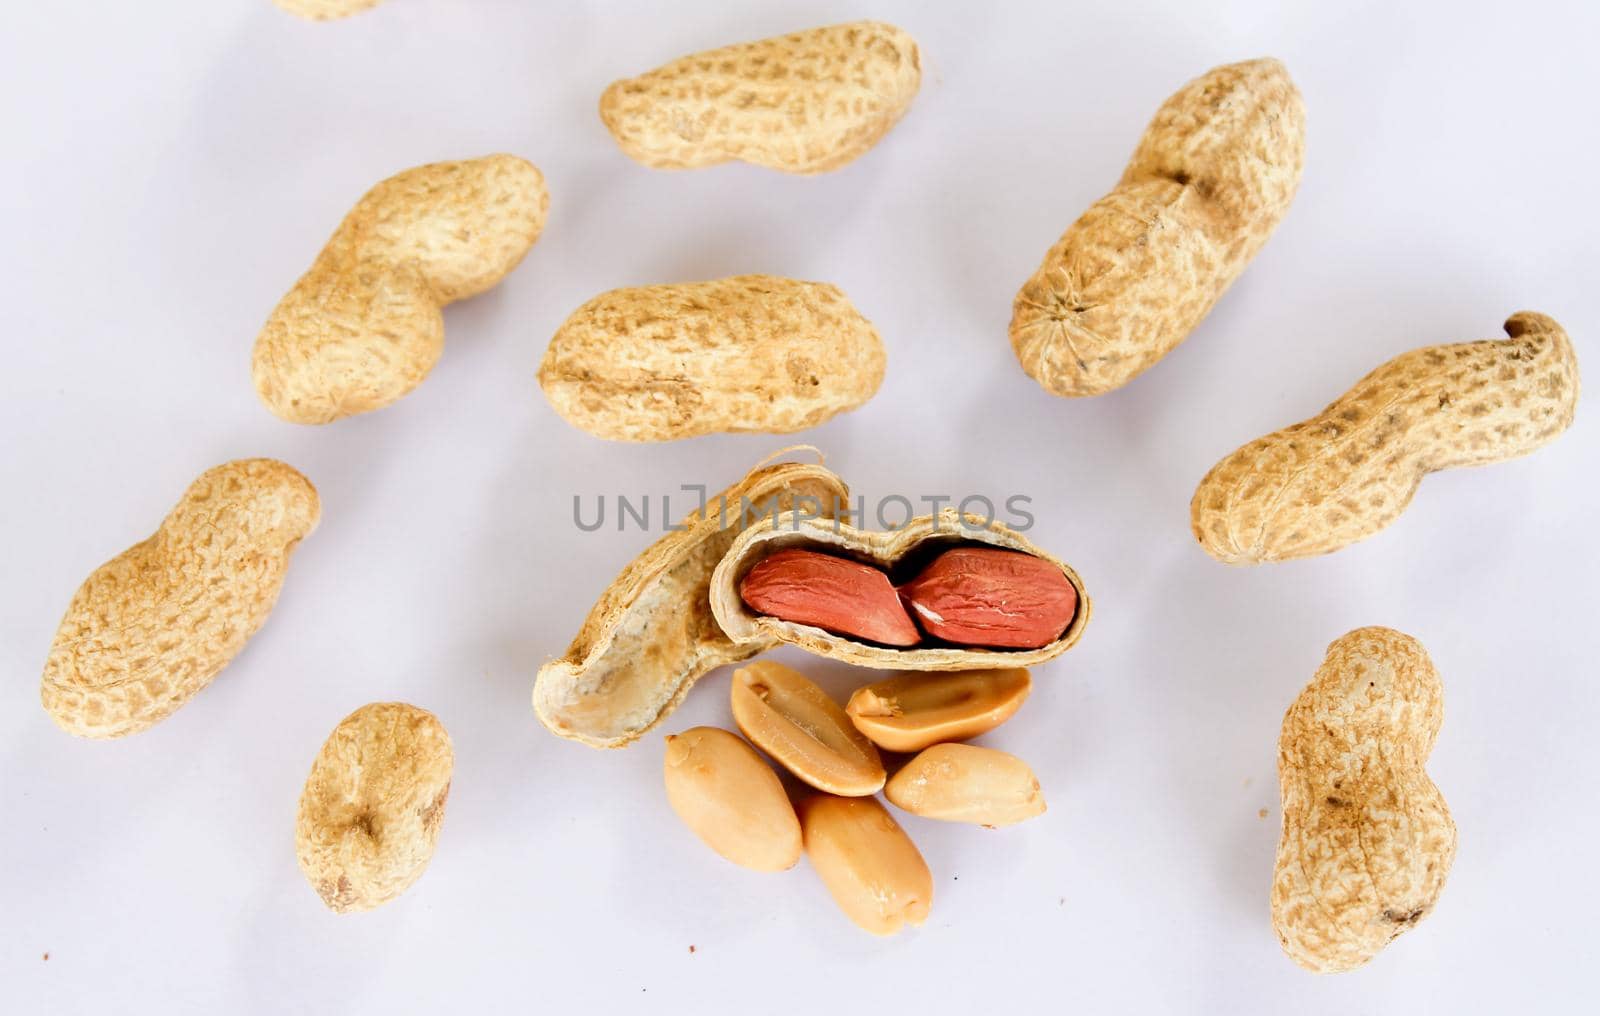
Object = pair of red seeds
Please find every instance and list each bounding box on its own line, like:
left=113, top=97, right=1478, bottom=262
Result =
left=738, top=546, right=1078, bottom=650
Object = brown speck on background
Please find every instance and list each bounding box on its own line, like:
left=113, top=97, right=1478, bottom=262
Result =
left=1259, top=808, right=1269, bottom=819
left=688, top=945, right=696, bottom=954
left=43, top=952, right=50, bottom=961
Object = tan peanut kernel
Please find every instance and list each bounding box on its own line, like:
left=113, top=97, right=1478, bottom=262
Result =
left=295, top=702, right=454, bottom=914
left=253, top=155, right=548, bottom=424
left=846, top=669, right=1031, bottom=753
left=538, top=275, right=885, bottom=442
left=1192, top=311, right=1581, bottom=564
left=800, top=794, right=932, bottom=936
left=599, top=22, right=921, bottom=174
left=275, top=0, right=381, bottom=19
left=898, top=547, right=1078, bottom=649
left=662, top=727, right=802, bottom=872
left=1011, top=59, right=1305, bottom=397
left=885, top=743, right=1046, bottom=827
left=1272, top=628, right=1455, bottom=973
left=730, top=661, right=885, bottom=796
left=41, top=459, right=320, bottom=739
left=740, top=549, right=918, bottom=646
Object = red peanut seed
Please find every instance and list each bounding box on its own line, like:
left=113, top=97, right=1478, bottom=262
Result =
left=739, top=549, right=920, bottom=647
left=897, top=547, right=1076, bottom=649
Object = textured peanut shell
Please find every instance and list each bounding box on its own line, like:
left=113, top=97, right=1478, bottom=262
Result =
left=253, top=155, right=548, bottom=424
left=599, top=21, right=921, bottom=174
left=1273, top=627, right=1455, bottom=973
left=1192, top=312, right=1580, bottom=564
left=275, top=0, right=381, bottom=19
left=41, top=459, right=319, bottom=739
left=711, top=511, right=1090, bottom=670
left=533, top=457, right=848, bottom=748
left=538, top=275, right=886, bottom=442
left=1010, top=58, right=1305, bottom=397
left=296, top=703, right=454, bottom=913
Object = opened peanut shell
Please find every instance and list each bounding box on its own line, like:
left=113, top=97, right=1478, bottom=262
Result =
left=711, top=510, right=1090, bottom=670
left=846, top=668, right=1031, bottom=753
left=730, top=661, right=884, bottom=796
left=534, top=456, right=847, bottom=748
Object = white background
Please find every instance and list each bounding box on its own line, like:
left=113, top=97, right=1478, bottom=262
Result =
left=2, top=1, right=1596, bottom=1013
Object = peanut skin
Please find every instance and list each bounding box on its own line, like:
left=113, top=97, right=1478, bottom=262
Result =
left=600, top=22, right=921, bottom=174
left=253, top=155, right=548, bottom=424
left=1273, top=628, right=1455, bottom=973
left=41, top=459, right=319, bottom=739
left=1192, top=312, right=1580, bottom=564
left=1010, top=59, right=1305, bottom=397
left=296, top=702, right=454, bottom=913
left=897, top=547, right=1077, bottom=649
left=739, top=549, right=918, bottom=647
left=539, top=275, right=885, bottom=442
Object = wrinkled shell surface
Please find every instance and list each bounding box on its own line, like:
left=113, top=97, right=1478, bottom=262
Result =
left=1272, top=627, right=1455, bottom=973
left=253, top=155, right=548, bottom=423
left=275, top=0, right=381, bottom=19
left=1192, top=312, right=1580, bottom=564
left=711, top=511, right=1090, bottom=670
left=41, top=459, right=319, bottom=739
left=533, top=458, right=848, bottom=748
left=1011, top=58, right=1305, bottom=397
left=600, top=21, right=921, bottom=174
left=663, top=726, right=802, bottom=872
left=296, top=702, right=454, bottom=913
left=539, top=275, right=885, bottom=442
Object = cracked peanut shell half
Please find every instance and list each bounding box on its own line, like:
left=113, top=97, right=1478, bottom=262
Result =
left=710, top=510, right=1090, bottom=670
left=533, top=456, right=848, bottom=748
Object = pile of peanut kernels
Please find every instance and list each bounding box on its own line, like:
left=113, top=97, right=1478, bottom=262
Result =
left=39, top=10, right=1580, bottom=975
left=668, top=664, right=1044, bottom=936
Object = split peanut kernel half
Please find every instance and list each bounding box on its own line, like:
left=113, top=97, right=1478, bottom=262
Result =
left=730, top=661, right=885, bottom=796
left=662, top=727, right=802, bottom=872
left=885, top=743, right=1046, bottom=827
left=800, top=794, right=932, bottom=936
left=845, top=668, right=1031, bottom=752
